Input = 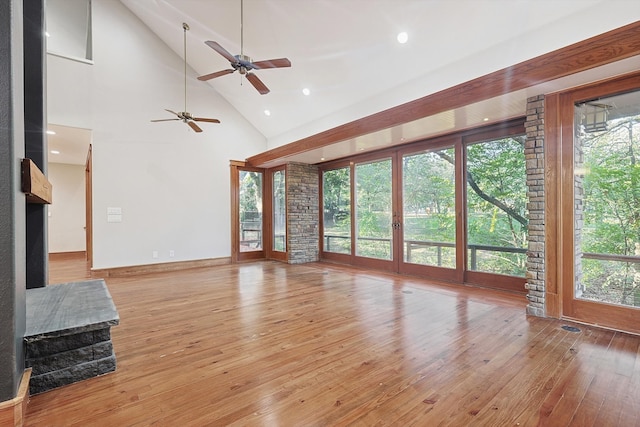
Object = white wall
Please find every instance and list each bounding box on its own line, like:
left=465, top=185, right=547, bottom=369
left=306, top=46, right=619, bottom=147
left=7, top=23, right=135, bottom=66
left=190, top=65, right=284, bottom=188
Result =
left=47, top=0, right=267, bottom=269
left=46, top=0, right=91, bottom=61
left=48, top=163, right=86, bottom=253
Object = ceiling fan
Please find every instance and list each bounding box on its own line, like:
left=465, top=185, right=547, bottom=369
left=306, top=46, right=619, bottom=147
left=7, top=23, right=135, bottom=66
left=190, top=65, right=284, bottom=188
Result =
left=151, top=23, right=220, bottom=133
left=197, top=0, right=291, bottom=95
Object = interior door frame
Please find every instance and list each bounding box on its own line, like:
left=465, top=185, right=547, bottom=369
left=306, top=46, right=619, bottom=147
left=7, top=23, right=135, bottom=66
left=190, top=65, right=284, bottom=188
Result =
left=85, top=144, right=93, bottom=267
left=558, top=71, right=640, bottom=334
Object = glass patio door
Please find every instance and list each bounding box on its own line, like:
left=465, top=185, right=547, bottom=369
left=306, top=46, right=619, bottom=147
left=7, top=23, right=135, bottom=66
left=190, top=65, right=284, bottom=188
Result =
left=232, top=165, right=265, bottom=263
left=400, top=145, right=458, bottom=281
left=319, top=120, right=528, bottom=291
left=560, top=75, right=640, bottom=334
left=354, top=158, right=396, bottom=270
left=350, top=152, right=457, bottom=276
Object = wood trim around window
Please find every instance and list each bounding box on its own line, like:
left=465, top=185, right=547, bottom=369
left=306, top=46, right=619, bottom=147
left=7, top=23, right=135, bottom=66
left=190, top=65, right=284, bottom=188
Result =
left=544, top=93, right=562, bottom=318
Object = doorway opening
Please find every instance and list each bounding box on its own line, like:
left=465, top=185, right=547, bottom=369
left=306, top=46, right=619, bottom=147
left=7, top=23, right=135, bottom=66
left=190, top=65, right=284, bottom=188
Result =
left=46, top=124, right=93, bottom=268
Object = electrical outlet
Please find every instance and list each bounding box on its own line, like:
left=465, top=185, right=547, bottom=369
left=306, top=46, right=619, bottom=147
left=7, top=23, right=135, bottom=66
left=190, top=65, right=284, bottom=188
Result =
left=152, top=251, right=159, bottom=259
left=169, top=250, right=175, bottom=258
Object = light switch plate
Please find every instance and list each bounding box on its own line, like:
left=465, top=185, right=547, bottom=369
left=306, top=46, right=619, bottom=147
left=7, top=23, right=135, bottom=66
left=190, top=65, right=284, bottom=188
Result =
left=107, top=207, right=122, bottom=215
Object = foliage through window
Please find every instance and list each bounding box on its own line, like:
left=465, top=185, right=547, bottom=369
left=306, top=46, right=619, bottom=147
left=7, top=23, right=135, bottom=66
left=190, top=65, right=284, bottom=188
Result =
left=239, top=170, right=263, bottom=252
left=575, top=90, right=640, bottom=307
left=466, top=136, right=528, bottom=277
left=403, top=148, right=456, bottom=268
left=355, top=159, right=393, bottom=260
left=318, top=121, right=528, bottom=287
left=273, top=170, right=286, bottom=252
left=323, top=167, right=351, bottom=254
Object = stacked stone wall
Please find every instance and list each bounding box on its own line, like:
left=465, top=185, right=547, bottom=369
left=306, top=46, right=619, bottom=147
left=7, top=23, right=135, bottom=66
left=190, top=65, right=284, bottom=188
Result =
left=286, top=163, right=319, bottom=264
left=525, top=95, right=546, bottom=317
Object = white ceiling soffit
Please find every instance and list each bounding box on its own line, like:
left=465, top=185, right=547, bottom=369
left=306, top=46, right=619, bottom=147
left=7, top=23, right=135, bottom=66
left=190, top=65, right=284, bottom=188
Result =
left=47, top=124, right=92, bottom=166
left=261, top=55, right=640, bottom=168
left=120, top=0, right=640, bottom=160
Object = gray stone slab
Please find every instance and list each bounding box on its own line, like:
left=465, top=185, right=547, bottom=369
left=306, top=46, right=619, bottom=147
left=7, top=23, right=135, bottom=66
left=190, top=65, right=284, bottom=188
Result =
left=25, top=279, right=120, bottom=338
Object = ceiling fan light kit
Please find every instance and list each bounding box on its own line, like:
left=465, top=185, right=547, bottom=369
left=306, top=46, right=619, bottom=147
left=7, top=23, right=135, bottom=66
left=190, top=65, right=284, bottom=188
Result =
left=151, top=22, right=221, bottom=133
left=197, top=0, right=291, bottom=95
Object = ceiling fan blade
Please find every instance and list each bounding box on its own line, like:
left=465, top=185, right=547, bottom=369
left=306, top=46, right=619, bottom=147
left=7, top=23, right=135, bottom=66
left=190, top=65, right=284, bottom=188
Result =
left=251, top=58, right=291, bottom=69
left=204, top=41, right=237, bottom=63
left=187, top=121, right=203, bottom=133
left=193, top=117, right=221, bottom=123
left=164, top=109, right=181, bottom=117
left=197, top=69, right=235, bottom=81
left=246, top=73, right=270, bottom=95
left=150, top=118, right=180, bottom=122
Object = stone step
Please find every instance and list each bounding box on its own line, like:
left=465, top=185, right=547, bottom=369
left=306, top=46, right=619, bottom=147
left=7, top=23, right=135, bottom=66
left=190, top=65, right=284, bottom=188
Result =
left=25, top=279, right=119, bottom=394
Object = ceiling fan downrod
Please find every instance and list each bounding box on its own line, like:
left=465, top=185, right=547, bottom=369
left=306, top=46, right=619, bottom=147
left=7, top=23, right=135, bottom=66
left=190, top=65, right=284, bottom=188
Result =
left=183, top=22, right=189, bottom=114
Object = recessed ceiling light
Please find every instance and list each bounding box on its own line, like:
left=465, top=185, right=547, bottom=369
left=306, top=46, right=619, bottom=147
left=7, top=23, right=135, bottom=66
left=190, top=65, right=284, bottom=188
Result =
left=264, top=110, right=271, bottom=116
left=50, top=150, right=60, bottom=154
left=483, top=117, right=489, bottom=122
left=397, top=32, right=408, bottom=44
left=46, top=130, right=56, bottom=135
left=302, top=88, right=310, bottom=96
left=320, top=157, right=325, bottom=161
left=45, top=32, right=50, bottom=37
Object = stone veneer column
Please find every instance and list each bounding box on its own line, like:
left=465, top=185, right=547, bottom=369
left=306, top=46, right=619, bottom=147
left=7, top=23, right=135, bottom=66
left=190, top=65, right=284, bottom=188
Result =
left=286, top=163, right=319, bottom=264
left=525, top=95, right=546, bottom=316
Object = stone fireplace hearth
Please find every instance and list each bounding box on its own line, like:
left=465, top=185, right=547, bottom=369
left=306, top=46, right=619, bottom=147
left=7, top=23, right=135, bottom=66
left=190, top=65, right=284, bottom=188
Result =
left=24, top=279, right=119, bottom=394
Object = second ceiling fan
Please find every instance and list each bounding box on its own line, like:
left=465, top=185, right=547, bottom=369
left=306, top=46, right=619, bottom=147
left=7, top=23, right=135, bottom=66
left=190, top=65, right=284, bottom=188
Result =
left=151, top=23, right=220, bottom=133
left=197, top=0, right=291, bottom=95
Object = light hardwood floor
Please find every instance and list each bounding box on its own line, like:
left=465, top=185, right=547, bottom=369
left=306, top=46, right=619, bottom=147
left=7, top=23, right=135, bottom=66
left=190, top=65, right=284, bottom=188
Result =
left=26, top=255, right=640, bottom=426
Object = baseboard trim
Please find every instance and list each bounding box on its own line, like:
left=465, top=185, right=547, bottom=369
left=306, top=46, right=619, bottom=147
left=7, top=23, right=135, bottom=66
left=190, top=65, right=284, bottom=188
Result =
left=91, top=257, right=232, bottom=278
left=0, top=368, right=31, bottom=427
left=49, top=251, right=87, bottom=261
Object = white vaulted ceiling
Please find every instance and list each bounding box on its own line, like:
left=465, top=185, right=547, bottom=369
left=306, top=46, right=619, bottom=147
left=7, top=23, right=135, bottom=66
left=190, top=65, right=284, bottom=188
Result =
left=116, top=1, right=640, bottom=163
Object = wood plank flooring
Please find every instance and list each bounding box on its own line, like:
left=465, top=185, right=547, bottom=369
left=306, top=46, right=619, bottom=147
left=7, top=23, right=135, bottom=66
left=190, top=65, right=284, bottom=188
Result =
left=26, top=255, right=640, bottom=426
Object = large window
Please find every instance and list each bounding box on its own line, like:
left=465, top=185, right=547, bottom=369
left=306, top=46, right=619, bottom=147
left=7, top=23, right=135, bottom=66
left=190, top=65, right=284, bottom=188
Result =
left=575, top=90, right=640, bottom=308
left=239, top=170, right=263, bottom=252
left=465, top=136, right=528, bottom=277
left=556, top=72, right=640, bottom=334
left=355, top=159, right=393, bottom=260
left=319, top=120, right=527, bottom=292
left=323, top=167, right=351, bottom=254
left=402, top=147, right=456, bottom=268
left=272, top=170, right=286, bottom=252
